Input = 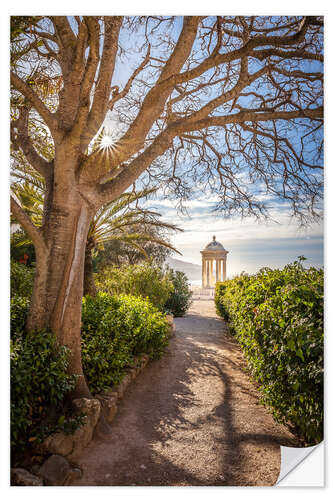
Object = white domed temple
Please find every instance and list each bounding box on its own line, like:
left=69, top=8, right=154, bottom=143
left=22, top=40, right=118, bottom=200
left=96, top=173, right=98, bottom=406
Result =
left=200, top=236, right=229, bottom=288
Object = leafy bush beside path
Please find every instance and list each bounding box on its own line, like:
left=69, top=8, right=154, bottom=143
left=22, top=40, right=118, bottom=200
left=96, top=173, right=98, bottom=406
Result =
left=95, top=262, right=174, bottom=311
left=11, top=330, right=78, bottom=460
left=215, top=260, right=324, bottom=444
left=164, top=269, right=193, bottom=317
left=81, top=293, right=170, bottom=393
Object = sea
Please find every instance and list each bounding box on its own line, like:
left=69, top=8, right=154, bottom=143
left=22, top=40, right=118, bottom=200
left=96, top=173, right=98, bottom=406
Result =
left=189, top=280, right=201, bottom=286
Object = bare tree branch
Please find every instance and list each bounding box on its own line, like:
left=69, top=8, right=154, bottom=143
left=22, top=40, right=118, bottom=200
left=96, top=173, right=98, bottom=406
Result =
left=11, top=108, right=53, bottom=178
left=84, top=17, right=123, bottom=141
left=108, top=44, right=151, bottom=112
left=11, top=195, right=46, bottom=251
left=11, top=72, right=57, bottom=132
left=175, top=106, right=323, bottom=134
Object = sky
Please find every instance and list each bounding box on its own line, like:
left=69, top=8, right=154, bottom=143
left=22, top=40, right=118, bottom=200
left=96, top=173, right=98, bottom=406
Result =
left=143, top=194, right=324, bottom=277
left=107, top=16, right=324, bottom=277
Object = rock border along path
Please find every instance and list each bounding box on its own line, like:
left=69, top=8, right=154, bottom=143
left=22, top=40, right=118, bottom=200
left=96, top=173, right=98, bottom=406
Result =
left=72, top=299, right=298, bottom=486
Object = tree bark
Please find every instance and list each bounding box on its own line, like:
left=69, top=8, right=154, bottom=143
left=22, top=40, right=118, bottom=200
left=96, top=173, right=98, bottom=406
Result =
left=27, top=187, right=94, bottom=398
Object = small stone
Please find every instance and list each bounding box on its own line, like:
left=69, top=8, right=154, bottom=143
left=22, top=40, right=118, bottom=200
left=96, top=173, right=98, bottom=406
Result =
left=165, top=314, right=175, bottom=336
left=38, top=455, right=71, bottom=486
left=11, top=468, right=43, bottom=486
left=134, top=354, right=149, bottom=374
left=128, top=368, right=137, bottom=380
left=64, top=467, right=83, bottom=485
left=34, top=431, right=74, bottom=457
left=67, top=398, right=101, bottom=462
left=113, top=374, right=132, bottom=399
left=95, top=394, right=118, bottom=424
left=140, top=464, right=147, bottom=469
left=140, top=354, right=149, bottom=365
left=101, top=389, right=119, bottom=400
left=31, top=465, right=41, bottom=476
left=72, top=398, right=101, bottom=429
left=105, top=473, right=111, bottom=479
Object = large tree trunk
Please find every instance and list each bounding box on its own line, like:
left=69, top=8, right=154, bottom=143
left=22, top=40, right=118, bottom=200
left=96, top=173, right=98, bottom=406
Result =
left=27, top=188, right=94, bottom=398
left=83, top=246, right=97, bottom=297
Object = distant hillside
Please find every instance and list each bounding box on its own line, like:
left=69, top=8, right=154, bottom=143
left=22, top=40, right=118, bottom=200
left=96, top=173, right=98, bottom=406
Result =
left=166, top=257, right=202, bottom=281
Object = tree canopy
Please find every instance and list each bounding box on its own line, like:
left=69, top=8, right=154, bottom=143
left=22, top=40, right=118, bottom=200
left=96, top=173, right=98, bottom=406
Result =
left=11, top=16, right=323, bottom=227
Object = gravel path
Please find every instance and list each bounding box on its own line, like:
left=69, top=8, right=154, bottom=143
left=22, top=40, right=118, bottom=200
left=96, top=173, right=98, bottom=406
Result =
left=72, top=299, right=297, bottom=486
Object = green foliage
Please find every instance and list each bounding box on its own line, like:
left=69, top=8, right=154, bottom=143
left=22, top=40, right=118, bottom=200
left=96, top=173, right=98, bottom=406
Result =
left=11, top=330, right=77, bottom=459
left=215, top=260, right=323, bottom=444
left=215, top=281, right=229, bottom=318
left=81, top=293, right=169, bottom=393
left=95, top=262, right=174, bottom=311
left=10, top=295, right=30, bottom=338
left=11, top=230, right=36, bottom=266
left=10, top=261, right=34, bottom=339
left=164, top=269, right=193, bottom=317
left=36, top=413, right=86, bottom=444
left=94, top=234, right=172, bottom=270
left=10, top=260, right=34, bottom=298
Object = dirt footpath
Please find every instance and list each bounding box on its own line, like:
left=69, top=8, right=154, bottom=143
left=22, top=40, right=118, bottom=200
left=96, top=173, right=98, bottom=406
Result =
left=72, top=299, right=297, bottom=487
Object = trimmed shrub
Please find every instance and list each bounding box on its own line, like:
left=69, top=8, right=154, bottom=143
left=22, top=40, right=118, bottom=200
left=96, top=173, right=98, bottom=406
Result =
left=11, top=330, right=78, bottom=460
left=214, top=281, right=228, bottom=318
left=81, top=293, right=169, bottom=393
left=10, top=295, right=30, bottom=339
left=215, top=260, right=323, bottom=444
left=10, top=260, right=34, bottom=298
left=94, top=262, right=174, bottom=311
left=164, top=269, right=193, bottom=317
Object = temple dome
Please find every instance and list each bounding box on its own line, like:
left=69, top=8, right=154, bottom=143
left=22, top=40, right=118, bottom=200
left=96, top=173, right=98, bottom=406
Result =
left=204, top=235, right=226, bottom=251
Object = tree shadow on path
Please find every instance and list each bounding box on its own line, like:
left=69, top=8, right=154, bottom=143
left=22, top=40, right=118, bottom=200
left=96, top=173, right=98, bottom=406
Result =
left=73, top=304, right=297, bottom=486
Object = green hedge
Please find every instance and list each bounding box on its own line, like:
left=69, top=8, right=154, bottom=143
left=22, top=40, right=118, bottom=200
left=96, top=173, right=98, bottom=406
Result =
left=215, top=260, right=323, bottom=444
left=94, top=263, right=174, bottom=312
left=11, top=330, right=79, bottom=460
left=81, top=293, right=169, bottom=393
left=10, top=260, right=35, bottom=298
left=10, top=295, right=30, bottom=338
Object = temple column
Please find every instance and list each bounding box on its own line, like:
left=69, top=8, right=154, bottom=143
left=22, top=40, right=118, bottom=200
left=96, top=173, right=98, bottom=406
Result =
left=202, top=259, right=205, bottom=288
left=206, top=260, right=210, bottom=287
left=207, top=260, right=210, bottom=287
left=210, top=260, right=213, bottom=286
left=206, top=260, right=208, bottom=287
left=223, top=259, right=227, bottom=281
